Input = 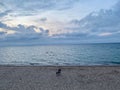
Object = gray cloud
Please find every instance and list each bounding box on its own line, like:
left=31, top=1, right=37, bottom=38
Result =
left=67, top=1, right=120, bottom=41
left=0, top=22, right=7, bottom=28
left=0, top=0, right=79, bottom=12
left=40, top=18, right=47, bottom=22
left=0, top=31, right=6, bottom=35
left=0, top=22, right=49, bottom=41
left=0, top=10, right=11, bottom=17
left=0, top=2, right=12, bottom=19
left=19, top=0, right=79, bottom=11
left=34, top=17, right=47, bottom=23
left=0, top=2, right=5, bottom=11
left=0, top=0, right=80, bottom=22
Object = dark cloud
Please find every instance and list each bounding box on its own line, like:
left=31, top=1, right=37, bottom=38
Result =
left=0, top=31, right=6, bottom=35
left=0, top=22, right=49, bottom=41
left=0, top=10, right=11, bottom=17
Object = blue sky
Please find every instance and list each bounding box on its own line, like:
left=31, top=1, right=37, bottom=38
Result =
left=0, top=0, right=120, bottom=45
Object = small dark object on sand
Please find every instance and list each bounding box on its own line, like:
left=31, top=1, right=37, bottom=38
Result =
left=56, top=69, right=61, bottom=76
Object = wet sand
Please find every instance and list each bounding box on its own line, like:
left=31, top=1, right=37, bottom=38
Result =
left=0, top=66, right=120, bottom=90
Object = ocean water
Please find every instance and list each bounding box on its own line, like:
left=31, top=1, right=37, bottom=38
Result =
left=0, top=43, right=120, bottom=66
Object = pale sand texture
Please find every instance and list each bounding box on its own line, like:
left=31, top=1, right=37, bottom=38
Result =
left=0, top=66, right=120, bottom=90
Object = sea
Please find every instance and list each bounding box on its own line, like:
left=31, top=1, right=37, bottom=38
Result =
left=0, top=43, right=120, bottom=66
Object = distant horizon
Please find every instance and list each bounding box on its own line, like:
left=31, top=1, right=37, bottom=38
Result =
left=0, top=42, right=120, bottom=47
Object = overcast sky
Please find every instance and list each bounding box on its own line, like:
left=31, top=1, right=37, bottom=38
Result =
left=0, top=0, right=120, bottom=45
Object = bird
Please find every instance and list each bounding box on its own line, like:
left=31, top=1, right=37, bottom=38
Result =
left=56, top=69, right=61, bottom=76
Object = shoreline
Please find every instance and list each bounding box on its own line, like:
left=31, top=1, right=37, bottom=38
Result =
left=0, top=65, right=120, bottom=67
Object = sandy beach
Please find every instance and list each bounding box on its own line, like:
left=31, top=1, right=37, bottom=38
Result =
left=0, top=66, right=120, bottom=90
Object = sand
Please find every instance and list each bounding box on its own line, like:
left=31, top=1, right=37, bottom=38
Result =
left=0, top=66, right=120, bottom=90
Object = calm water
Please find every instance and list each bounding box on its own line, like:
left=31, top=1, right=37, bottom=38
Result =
left=0, top=43, right=120, bottom=66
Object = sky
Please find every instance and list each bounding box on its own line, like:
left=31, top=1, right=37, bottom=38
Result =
left=0, top=0, right=120, bottom=45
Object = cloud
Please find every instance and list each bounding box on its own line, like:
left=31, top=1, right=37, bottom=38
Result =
left=0, top=2, right=12, bottom=20
left=0, top=2, right=5, bottom=11
left=0, top=0, right=80, bottom=26
left=0, top=22, right=49, bottom=41
left=0, top=0, right=79, bottom=13
left=0, top=31, right=6, bottom=35
left=0, top=0, right=120, bottom=45
left=20, top=0, right=79, bottom=11
left=98, top=32, right=113, bottom=37
left=0, top=22, right=7, bottom=28
left=34, top=17, right=47, bottom=23
left=67, top=1, right=120, bottom=42
left=40, top=18, right=47, bottom=22
left=0, top=10, right=11, bottom=17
